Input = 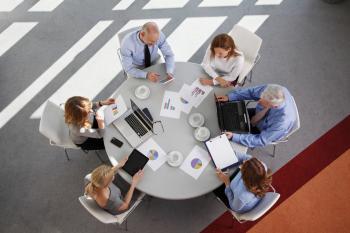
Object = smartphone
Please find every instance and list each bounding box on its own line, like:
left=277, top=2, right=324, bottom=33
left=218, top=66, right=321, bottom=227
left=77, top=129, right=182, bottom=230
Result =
left=111, top=137, right=123, bottom=148
left=159, top=76, right=174, bottom=84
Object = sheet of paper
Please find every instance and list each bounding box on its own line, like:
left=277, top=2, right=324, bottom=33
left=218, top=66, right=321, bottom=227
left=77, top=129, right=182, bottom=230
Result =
left=189, top=79, right=213, bottom=108
left=137, top=138, right=167, bottom=171
left=180, top=145, right=211, bottom=180
left=160, top=91, right=181, bottom=119
left=178, top=84, right=193, bottom=114
left=99, top=95, right=127, bottom=125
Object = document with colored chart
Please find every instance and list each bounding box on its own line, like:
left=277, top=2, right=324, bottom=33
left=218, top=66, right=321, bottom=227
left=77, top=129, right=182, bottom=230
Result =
left=180, top=145, right=211, bottom=180
left=160, top=91, right=181, bottom=119
left=137, top=138, right=167, bottom=171
left=98, top=95, right=127, bottom=125
left=178, top=84, right=193, bottom=114
left=189, top=79, right=213, bottom=108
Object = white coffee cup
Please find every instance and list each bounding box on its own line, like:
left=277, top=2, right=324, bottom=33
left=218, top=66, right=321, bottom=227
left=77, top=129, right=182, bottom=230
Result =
left=188, top=113, right=205, bottom=128
left=167, top=151, right=183, bottom=167
left=135, top=85, right=150, bottom=99
left=194, top=127, right=210, bottom=141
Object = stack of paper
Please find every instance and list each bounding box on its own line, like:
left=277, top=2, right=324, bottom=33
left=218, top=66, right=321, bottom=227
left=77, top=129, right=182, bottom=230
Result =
left=159, top=79, right=213, bottom=119
left=180, top=145, right=211, bottom=180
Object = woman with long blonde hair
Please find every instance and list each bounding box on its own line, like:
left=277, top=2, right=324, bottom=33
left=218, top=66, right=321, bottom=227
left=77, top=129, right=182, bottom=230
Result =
left=214, top=152, right=272, bottom=213
left=200, top=33, right=244, bottom=87
left=64, top=96, right=115, bottom=150
left=84, top=158, right=143, bottom=215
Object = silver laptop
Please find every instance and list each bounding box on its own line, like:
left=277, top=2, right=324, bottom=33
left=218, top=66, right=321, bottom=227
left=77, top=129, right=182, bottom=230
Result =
left=113, top=99, right=153, bottom=148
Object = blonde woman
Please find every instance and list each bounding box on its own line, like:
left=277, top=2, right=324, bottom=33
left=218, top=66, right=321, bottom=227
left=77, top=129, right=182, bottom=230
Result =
left=200, top=34, right=244, bottom=87
left=85, top=160, right=144, bottom=215
left=64, top=96, right=115, bottom=150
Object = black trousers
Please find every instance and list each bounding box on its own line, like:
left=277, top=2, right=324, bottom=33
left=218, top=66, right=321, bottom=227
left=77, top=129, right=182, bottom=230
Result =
left=213, top=168, right=240, bottom=209
left=77, top=117, right=105, bottom=150
left=247, top=108, right=260, bottom=135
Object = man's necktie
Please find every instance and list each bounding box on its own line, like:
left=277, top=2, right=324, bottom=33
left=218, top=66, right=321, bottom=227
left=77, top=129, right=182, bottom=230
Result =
left=144, top=44, right=151, bottom=68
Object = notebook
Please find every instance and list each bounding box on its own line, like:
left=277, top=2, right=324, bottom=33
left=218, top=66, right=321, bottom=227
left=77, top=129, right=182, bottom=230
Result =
left=122, top=149, right=149, bottom=176
left=205, top=134, right=238, bottom=170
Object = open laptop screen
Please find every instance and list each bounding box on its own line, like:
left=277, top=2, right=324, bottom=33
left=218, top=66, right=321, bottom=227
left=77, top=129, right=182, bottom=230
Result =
left=130, top=99, right=153, bottom=130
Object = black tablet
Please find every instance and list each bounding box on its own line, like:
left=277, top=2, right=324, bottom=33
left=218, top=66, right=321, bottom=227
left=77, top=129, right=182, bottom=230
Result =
left=122, top=149, right=149, bottom=176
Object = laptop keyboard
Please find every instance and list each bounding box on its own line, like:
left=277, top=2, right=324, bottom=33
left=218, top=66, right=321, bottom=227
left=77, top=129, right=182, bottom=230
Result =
left=125, top=114, right=148, bottom=137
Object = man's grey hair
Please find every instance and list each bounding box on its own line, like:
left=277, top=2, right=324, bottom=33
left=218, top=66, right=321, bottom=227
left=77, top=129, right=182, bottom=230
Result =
left=260, top=84, right=285, bottom=106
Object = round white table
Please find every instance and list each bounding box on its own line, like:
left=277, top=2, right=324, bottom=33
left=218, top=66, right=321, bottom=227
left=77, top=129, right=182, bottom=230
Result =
left=104, top=62, right=247, bottom=200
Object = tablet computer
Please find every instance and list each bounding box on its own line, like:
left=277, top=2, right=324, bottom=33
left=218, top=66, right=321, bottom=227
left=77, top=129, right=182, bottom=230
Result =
left=122, top=149, right=149, bottom=176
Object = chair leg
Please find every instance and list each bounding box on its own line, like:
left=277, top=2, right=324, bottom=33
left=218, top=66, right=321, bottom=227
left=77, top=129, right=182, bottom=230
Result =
left=64, top=148, right=70, bottom=161
left=249, top=69, right=253, bottom=83
left=270, top=145, right=276, bottom=158
left=95, top=150, right=105, bottom=163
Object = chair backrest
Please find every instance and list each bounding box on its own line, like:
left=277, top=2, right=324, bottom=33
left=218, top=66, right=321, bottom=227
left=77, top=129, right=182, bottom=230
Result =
left=118, top=27, right=140, bottom=47
left=229, top=25, right=262, bottom=62
left=39, top=100, right=77, bottom=148
left=79, top=195, right=121, bottom=224
left=234, top=192, right=280, bottom=221
left=286, top=96, right=300, bottom=137
left=80, top=173, right=145, bottom=225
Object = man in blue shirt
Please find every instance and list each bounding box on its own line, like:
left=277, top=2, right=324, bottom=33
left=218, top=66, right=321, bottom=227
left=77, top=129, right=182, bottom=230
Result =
left=120, top=22, right=175, bottom=82
left=216, top=84, right=296, bottom=148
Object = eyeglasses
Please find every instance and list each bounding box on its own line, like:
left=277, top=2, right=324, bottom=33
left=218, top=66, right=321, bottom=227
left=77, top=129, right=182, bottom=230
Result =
left=151, top=120, right=164, bottom=135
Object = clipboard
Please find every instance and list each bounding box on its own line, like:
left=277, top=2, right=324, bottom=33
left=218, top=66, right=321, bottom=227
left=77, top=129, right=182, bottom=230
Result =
left=205, top=134, right=238, bottom=170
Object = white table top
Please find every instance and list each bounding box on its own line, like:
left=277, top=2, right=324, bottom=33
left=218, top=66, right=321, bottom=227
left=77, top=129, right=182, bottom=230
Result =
left=104, top=62, right=248, bottom=200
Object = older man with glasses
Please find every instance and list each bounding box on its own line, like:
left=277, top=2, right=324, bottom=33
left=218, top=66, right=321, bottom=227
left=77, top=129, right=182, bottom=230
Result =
left=216, top=84, right=296, bottom=148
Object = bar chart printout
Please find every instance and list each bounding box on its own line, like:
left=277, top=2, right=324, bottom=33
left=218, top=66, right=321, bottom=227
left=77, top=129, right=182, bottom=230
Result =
left=160, top=91, right=181, bottom=119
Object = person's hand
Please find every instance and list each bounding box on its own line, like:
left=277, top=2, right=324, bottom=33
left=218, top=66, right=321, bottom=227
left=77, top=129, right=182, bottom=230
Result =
left=216, top=169, right=230, bottom=186
left=131, top=170, right=144, bottom=186
left=118, top=155, right=129, bottom=168
left=224, top=131, right=233, bottom=140
left=216, top=95, right=229, bottom=102
left=147, top=72, right=160, bottom=82
left=101, top=98, right=116, bottom=106
left=166, top=73, right=174, bottom=80
left=95, top=112, right=104, bottom=122
left=199, top=78, right=214, bottom=86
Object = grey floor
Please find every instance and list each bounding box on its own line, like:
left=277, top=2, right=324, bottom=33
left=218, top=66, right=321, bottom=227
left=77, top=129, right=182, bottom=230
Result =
left=0, top=0, right=350, bottom=233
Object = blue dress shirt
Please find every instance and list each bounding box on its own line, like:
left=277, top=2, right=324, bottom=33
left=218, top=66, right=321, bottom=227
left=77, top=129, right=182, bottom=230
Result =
left=120, top=30, right=175, bottom=78
left=228, top=85, right=296, bottom=147
left=225, top=152, right=264, bottom=213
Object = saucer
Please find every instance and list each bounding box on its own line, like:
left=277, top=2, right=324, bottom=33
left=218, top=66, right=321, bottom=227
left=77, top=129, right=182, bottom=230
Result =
left=188, top=113, right=205, bottom=128
left=167, top=151, right=184, bottom=167
left=135, top=85, right=150, bottom=100
left=194, top=127, right=210, bottom=142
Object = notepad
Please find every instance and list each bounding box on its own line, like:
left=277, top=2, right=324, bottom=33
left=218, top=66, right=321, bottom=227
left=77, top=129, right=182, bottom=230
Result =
left=205, top=134, right=238, bottom=170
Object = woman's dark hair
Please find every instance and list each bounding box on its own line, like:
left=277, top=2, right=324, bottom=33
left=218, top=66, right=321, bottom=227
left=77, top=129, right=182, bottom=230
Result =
left=241, top=158, right=272, bottom=197
left=210, top=33, right=240, bottom=58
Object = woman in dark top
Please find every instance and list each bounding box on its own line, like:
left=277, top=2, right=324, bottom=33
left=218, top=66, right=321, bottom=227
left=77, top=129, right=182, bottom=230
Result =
left=84, top=158, right=143, bottom=215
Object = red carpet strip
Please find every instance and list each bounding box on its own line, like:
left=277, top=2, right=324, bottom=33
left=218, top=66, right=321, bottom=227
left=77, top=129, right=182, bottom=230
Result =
left=201, top=115, right=350, bottom=233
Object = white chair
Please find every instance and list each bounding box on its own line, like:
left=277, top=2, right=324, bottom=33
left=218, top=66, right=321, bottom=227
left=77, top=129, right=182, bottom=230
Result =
left=229, top=25, right=263, bottom=86
left=79, top=174, right=146, bottom=230
left=216, top=185, right=280, bottom=223
left=39, top=100, right=105, bottom=162
left=270, top=96, right=300, bottom=157
left=117, top=26, right=163, bottom=80
left=117, top=27, right=141, bottom=80
left=39, top=100, right=79, bottom=161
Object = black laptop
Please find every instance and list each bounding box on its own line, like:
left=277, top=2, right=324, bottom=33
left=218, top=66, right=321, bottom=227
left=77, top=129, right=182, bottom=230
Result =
left=214, top=93, right=250, bottom=133
left=122, top=149, right=149, bottom=176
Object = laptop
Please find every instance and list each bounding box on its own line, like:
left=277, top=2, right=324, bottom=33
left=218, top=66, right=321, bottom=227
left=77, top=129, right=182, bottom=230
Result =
left=113, top=99, right=153, bottom=148
left=214, top=93, right=250, bottom=133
